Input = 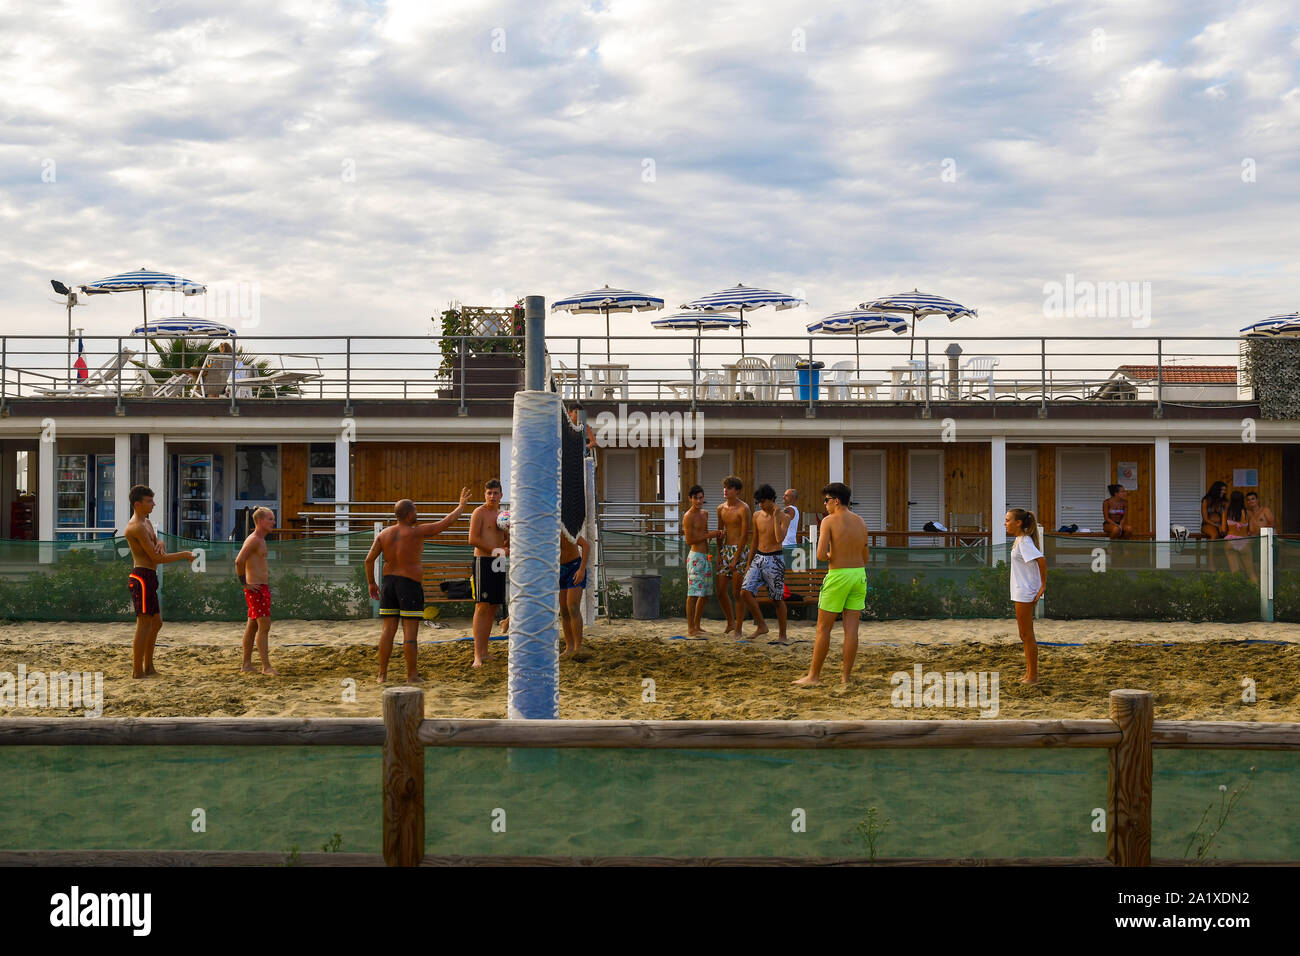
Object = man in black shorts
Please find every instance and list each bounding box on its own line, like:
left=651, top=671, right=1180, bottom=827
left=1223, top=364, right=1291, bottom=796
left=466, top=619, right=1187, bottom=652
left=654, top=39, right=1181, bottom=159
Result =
left=468, top=479, right=509, bottom=668
left=365, top=490, right=470, bottom=682
left=123, top=485, right=194, bottom=678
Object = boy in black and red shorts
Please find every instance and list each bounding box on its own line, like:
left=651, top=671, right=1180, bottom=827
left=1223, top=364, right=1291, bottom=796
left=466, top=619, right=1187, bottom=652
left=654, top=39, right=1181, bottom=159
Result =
left=124, top=485, right=195, bottom=678
left=235, top=506, right=278, bottom=675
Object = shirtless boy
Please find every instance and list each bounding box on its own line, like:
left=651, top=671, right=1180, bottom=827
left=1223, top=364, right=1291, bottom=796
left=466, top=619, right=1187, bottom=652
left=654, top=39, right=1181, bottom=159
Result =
left=123, top=485, right=195, bottom=679
left=558, top=530, right=592, bottom=659
left=469, top=479, right=509, bottom=668
left=793, top=482, right=870, bottom=686
left=234, top=506, right=278, bottom=675
left=683, top=485, right=721, bottom=637
left=365, top=488, right=472, bottom=682
left=716, top=475, right=751, bottom=638
left=1246, top=492, right=1275, bottom=535
left=737, top=484, right=792, bottom=643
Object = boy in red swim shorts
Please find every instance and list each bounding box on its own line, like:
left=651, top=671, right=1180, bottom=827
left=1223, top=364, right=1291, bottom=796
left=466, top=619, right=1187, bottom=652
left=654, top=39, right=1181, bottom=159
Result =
left=235, top=507, right=278, bottom=675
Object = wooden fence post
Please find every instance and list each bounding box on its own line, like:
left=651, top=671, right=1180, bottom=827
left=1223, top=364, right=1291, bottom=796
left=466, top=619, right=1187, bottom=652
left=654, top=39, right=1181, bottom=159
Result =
left=1108, top=689, right=1153, bottom=866
left=383, top=687, right=425, bottom=867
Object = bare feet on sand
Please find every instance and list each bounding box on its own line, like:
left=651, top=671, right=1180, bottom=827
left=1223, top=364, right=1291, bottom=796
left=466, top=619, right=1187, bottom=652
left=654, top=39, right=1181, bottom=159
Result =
left=261, top=666, right=279, bottom=676
left=1020, top=675, right=1039, bottom=685
left=240, top=663, right=258, bottom=674
left=747, top=626, right=769, bottom=639
left=791, top=675, right=818, bottom=687
left=768, top=636, right=791, bottom=646
left=472, top=654, right=498, bottom=669
left=405, top=674, right=425, bottom=684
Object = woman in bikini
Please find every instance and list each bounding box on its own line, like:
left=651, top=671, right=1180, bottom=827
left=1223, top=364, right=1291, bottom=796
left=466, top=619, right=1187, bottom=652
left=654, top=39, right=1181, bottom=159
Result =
left=1222, top=490, right=1258, bottom=582
left=1102, top=484, right=1132, bottom=539
left=1201, top=481, right=1227, bottom=571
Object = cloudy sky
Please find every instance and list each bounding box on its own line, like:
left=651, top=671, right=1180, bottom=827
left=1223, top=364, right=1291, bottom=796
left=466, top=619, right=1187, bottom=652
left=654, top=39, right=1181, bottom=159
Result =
left=1, top=0, right=1297, bottom=352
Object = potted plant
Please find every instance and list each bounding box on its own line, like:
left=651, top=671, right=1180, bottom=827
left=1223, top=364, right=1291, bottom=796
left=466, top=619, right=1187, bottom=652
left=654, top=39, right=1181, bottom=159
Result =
left=436, top=304, right=525, bottom=399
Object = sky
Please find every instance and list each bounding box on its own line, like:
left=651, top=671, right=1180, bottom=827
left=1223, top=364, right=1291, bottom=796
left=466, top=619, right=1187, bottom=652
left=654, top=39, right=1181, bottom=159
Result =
left=1, top=0, right=1297, bottom=348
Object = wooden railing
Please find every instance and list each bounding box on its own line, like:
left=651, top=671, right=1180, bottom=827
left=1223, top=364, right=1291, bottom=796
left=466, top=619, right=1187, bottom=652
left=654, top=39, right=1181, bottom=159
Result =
left=3, top=689, right=1299, bottom=867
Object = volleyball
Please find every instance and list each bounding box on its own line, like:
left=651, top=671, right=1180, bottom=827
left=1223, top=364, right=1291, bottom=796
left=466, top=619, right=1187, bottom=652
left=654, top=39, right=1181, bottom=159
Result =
left=496, top=511, right=510, bottom=531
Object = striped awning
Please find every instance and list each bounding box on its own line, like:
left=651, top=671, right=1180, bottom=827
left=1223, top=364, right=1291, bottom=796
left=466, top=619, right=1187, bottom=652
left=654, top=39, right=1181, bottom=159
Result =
left=552, top=286, right=664, bottom=314
left=807, top=310, right=908, bottom=336
left=81, top=268, right=206, bottom=296
left=858, top=290, right=976, bottom=321
left=652, top=312, right=750, bottom=331
left=681, top=283, right=806, bottom=312
left=131, top=317, right=234, bottom=336
left=1240, top=313, right=1300, bottom=337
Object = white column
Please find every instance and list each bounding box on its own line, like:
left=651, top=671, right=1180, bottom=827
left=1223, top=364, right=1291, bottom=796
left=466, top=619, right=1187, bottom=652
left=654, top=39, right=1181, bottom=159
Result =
left=148, top=434, right=166, bottom=535
left=990, top=437, right=1007, bottom=551
left=335, top=434, right=352, bottom=564
left=38, top=435, right=55, bottom=562
left=828, top=437, right=844, bottom=483
left=662, top=441, right=680, bottom=533
left=1260, top=527, right=1274, bottom=622
left=498, top=435, right=513, bottom=502
left=114, top=434, right=130, bottom=535
left=1154, top=437, right=1170, bottom=570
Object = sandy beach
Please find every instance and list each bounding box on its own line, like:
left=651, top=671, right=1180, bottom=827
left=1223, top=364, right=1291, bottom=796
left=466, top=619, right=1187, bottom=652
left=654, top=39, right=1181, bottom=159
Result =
left=2, top=616, right=1297, bottom=722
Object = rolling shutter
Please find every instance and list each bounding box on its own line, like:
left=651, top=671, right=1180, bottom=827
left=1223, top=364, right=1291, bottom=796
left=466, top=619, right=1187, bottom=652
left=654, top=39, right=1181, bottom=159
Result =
left=1056, top=448, right=1108, bottom=529
left=1170, top=447, right=1205, bottom=531
left=602, top=450, right=638, bottom=531
left=908, top=450, right=944, bottom=539
left=754, top=450, right=790, bottom=498
left=1006, top=450, right=1037, bottom=515
left=848, top=450, right=886, bottom=532
left=698, top=450, right=733, bottom=530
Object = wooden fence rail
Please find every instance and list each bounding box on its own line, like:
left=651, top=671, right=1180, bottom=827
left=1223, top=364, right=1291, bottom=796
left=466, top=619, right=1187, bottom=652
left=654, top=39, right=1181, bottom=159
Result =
left=4, top=688, right=1300, bottom=868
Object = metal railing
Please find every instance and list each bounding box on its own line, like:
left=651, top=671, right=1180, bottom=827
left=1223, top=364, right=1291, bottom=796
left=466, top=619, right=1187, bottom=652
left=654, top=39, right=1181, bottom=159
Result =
left=0, top=333, right=1254, bottom=412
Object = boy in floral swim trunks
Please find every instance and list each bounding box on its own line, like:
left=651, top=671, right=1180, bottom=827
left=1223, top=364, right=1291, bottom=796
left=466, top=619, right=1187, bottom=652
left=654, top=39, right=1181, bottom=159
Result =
left=716, top=475, right=752, bottom=639
left=683, top=485, right=721, bottom=636
left=738, top=484, right=791, bottom=644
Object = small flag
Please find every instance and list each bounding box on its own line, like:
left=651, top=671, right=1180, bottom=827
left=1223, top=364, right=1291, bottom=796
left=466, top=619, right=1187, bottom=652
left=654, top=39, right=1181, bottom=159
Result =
left=74, top=336, right=88, bottom=380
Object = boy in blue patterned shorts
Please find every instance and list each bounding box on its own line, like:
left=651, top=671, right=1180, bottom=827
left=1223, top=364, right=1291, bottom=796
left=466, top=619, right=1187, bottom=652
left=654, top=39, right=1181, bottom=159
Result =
left=716, top=475, right=752, bottom=639
left=682, top=484, right=721, bottom=637
left=738, top=484, right=792, bottom=644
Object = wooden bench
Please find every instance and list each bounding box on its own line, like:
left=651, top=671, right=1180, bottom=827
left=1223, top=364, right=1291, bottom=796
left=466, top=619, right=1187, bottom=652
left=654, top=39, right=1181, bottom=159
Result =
left=753, top=567, right=828, bottom=619
left=420, top=556, right=476, bottom=618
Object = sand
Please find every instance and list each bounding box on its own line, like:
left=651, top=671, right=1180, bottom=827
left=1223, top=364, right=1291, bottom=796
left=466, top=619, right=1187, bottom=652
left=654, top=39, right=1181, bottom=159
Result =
left=1, top=616, right=1297, bottom=721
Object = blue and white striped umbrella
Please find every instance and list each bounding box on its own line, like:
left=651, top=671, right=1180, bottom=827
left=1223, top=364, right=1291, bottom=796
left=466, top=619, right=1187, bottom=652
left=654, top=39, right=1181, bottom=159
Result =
left=552, top=285, right=664, bottom=362
left=807, top=309, right=908, bottom=377
left=858, top=289, right=977, bottom=358
left=680, top=283, right=805, bottom=356
left=652, top=312, right=749, bottom=388
left=1240, top=313, right=1300, bottom=338
left=131, top=317, right=234, bottom=337
left=81, top=267, right=207, bottom=376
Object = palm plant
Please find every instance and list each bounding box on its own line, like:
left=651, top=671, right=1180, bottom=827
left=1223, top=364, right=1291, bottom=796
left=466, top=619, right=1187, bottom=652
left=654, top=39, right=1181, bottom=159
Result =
left=128, top=338, right=301, bottom=397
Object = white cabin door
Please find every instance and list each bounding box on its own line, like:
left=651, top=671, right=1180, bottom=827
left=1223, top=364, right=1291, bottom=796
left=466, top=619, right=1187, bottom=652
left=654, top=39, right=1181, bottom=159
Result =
left=848, top=450, right=886, bottom=533
left=907, top=450, right=944, bottom=540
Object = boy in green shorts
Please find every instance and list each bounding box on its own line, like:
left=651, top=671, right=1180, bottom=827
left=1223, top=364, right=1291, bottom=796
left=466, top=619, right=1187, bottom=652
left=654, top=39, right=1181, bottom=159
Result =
left=793, top=482, right=869, bottom=686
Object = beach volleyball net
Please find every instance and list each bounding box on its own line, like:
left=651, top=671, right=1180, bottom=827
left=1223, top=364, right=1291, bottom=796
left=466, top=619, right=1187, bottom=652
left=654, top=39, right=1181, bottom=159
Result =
left=3, top=743, right=1295, bottom=860
left=0, top=531, right=1293, bottom=622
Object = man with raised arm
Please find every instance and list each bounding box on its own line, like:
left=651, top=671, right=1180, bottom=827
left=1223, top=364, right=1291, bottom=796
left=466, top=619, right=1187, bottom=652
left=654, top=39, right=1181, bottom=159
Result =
left=716, top=475, right=751, bottom=639
left=737, top=484, right=791, bottom=644
left=468, top=479, right=509, bottom=669
left=793, top=482, right=870, bottom=686
left=124, top=485, right=195, bottom=679
left=366, top=488, right=472, bottom=682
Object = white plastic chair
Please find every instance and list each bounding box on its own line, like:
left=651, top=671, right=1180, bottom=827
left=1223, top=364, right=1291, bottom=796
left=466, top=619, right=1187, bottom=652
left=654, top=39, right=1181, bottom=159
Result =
left=32, top=347, right=138, bottom=396
left=824, top=360, right=853, bottom=400
left=769, top=354, right=800, bottom=400
left=960, top=356, right=1000, bottom=400
left=733, top=356, right=772, bottom=400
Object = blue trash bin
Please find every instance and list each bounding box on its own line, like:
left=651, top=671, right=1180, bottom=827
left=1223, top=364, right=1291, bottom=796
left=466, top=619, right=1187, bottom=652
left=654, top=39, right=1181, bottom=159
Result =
left=796, top=360, right=825, bottom=400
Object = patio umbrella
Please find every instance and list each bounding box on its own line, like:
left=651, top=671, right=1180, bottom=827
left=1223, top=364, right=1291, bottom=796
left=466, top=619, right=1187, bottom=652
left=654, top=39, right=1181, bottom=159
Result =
left=552, top=285, right=665, bottom=363
left=81, top=267, right=206, bottom=379
left=1240, top=313, right=1300, bottom=337
left=806, top=309, right=908, bottom=377
left=651, top=311, right=749, bottom=394
left=680, top=283, right=805, bottom=357
left=859, top=289, right=977, bottom=359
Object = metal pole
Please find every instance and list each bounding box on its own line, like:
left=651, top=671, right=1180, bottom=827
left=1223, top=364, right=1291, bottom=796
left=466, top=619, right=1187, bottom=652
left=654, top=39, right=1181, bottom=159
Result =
left=923, top=337, right=931, bottom=416
left=457, top=334, right=467, bottom=416
left=115, top=336, right=123, bottom=414
left=605, top=305, right=611, bottom=364
left=1155, top=338, right=1163, bottom=418
left=806, top=336, right=815, bottom=418
left=230, top=333, right=238, bottom=416
left=1, top=337, right=6, bottom=413
left=1040, top=337, right=1047, bottom=416
left=66, top=300, right=72, bottom=384
left=525, top=295, right=546, bottom=391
